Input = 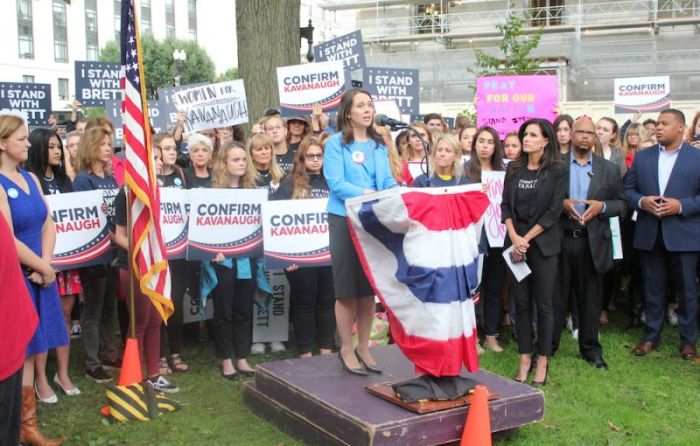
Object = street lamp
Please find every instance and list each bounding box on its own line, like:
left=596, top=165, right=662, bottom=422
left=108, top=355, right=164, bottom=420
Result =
left=172, top=49, right=187, bottom=86
left=300, top=20, right=314, bottom=63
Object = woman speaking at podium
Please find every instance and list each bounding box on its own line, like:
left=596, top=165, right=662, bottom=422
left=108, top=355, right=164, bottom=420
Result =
left=323, top=88, right=398, bottom=376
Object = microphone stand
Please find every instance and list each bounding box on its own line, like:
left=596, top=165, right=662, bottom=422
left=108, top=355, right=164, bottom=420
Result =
left=390, top=123, right=432, bottom=187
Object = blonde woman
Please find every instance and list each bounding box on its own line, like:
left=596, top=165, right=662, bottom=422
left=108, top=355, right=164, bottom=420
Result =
left=411, top=133, right=468, bottom=187
left=206, top=141, right=258, bottom=379
left=246, top=133, right=284, bottom=195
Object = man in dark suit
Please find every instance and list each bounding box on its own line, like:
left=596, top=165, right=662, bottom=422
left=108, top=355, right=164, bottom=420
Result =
left=625, top=109, right=700, bottom=359
left=552, top=117, right=627, bottom=369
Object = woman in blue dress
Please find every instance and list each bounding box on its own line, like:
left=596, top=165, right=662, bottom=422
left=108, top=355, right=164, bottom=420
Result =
left=0, top=114, right=67, bottom=445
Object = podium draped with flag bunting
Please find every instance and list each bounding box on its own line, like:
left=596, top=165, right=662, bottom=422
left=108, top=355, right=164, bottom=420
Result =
left=345, top=185, right=489, bottom=377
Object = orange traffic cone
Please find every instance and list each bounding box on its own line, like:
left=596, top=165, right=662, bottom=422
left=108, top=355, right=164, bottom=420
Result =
left=118, top=337, right=143, bottom=386
left=460, top=385, right=492, bottom=446
left=101, top=338, right=143, bottom=417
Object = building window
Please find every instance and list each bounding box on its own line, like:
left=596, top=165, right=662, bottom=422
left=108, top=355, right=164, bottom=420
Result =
left=141, top=0, right=152, bottom=35
left=85, top=0, right=99, bottom=60
left=53, top=0, right=68, bottom=63
left=17, top=0, right=34, bottom=59
left=188, top=0, right=197, bottom=40
left=165, top=0, right=176, bottom=38
left=530, top=0, right=564, bottom=27
left=658, top=0, right=693, bottom=18
left=114, top=0, right=121, bottom=41
left=58, top=78, right=69, bottom=100
left=22, top=75, right=35, bottom=83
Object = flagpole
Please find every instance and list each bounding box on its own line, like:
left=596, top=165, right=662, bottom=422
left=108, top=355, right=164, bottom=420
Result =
left=125, top=184, right=136, bottom=340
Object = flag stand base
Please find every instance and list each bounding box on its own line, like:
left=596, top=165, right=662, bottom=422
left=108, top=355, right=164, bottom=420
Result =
left=363, top=380, right=499, bottom=414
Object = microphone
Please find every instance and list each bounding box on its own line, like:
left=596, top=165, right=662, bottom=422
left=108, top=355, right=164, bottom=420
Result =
left=374, top=114, right=409, bottom=129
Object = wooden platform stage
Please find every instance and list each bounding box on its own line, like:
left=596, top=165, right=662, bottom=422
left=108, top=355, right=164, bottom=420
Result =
left=243, top=345, right=544, bottom=445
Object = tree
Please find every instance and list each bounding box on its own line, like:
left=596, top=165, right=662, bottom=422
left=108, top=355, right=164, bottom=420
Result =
left=237, top=0, right=300, bottom=121
left=216, top=67, right=239, bottom=82
left=99, top=36, right=216, bottom=99
left=469, top=7, right=543, bottom=78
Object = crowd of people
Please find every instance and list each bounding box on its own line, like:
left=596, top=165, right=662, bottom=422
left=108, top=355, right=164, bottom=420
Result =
left=1, top=88, right=700, bottom=445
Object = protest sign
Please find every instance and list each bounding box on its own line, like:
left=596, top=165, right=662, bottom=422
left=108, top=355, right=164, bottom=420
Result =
left=313, top=30, right=366, bottom=72
left=481, top=171, right=506, bottom=248
left=157, top=82, right=210, bottom=132
left=186, top=188, right=267, bottom=260
left=0, top=82, right=52, bottom=126
left=363, top=67, right=419, bottom=115
left=277, top=61, right=347, bottom=116
left=159, top=188, right=189, bottom=260
left=47, top=190, right=111, bottom=270
left=476, top=75, right=558, bottom=140
left=170, top=80, right=249, bottom=133
left=183, top=290, right=213, bottom=323
left=105, top=99, right=163, bottom=147
left=261, top=198, right=330, bottom=269
left=74, top=61, right=121, bottom=106
left=253, top=270, right=290, bottom=343
left=614, top=76, right=670, bottom=113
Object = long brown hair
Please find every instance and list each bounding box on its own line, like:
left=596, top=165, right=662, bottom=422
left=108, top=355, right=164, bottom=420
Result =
left=336, top=88, right=384, bottom=147
left=75, top=127, right=112, bottom=173
left=467, top=126, right=504, bottom=182
left=405, top=122, right=433, bottom=161
left=687, top=111, right=700, bottom=144
left=288, top=136, right=324, bottom=199
left=211, top=141, right=256, bottom=189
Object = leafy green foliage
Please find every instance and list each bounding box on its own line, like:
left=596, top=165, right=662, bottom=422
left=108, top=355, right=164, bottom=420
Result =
left=98, top=37, right=217, bottom=99
left=470, top=8, right=543, bottom=78
left=216, top=67, right=240, bottom=82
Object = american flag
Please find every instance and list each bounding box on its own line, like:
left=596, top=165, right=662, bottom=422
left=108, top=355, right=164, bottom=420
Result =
left=120, top=0, right=173, bottom=321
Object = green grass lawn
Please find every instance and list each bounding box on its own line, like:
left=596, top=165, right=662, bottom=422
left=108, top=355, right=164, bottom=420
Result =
left=38, top=311, right=700, bottom=445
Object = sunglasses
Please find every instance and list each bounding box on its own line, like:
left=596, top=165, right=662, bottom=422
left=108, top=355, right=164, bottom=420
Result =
left=306, top=153, right=323, bottom=160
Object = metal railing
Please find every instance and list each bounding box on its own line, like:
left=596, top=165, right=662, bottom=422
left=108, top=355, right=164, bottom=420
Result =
left=338, top=0, right=700, bottom=42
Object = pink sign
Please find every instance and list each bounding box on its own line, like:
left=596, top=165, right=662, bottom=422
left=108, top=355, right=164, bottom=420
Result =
left=476, top=75, right=558, bottom=140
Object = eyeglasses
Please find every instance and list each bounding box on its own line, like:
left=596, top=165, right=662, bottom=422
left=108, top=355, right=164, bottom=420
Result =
left=306, top=153, right=323, bottom=160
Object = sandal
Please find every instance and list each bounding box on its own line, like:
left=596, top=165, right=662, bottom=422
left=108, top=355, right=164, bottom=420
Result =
left=169, top=354, right=189, bottom=372
left=159, top=357, right=172, bottom=376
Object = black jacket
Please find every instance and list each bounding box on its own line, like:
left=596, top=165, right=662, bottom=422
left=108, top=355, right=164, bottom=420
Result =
left=501, top=161, right=566, bottom=257
left=560, top=153, right=627, bottom=275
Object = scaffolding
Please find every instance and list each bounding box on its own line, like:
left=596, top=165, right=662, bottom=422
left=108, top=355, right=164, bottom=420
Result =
left=317, top=0, right=700, bottom=103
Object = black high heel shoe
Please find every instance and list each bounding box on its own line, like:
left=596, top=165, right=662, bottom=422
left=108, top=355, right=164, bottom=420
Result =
left=355, top=348, right=383, bottom=374
left=339, top=352, right=369, bottom=376
left=531, top=364, right=548, bottom=387
left=514, top=362, right=531, bottom=383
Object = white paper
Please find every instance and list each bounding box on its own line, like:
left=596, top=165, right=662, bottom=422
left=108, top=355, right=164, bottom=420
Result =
left=502, top=246, right=531, bottom=282
left=631, top=210, right=638, bottom=222
left=609, top=216, right=624, bottom=260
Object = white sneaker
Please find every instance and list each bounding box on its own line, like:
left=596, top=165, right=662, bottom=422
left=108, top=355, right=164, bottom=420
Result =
left=667, top=308, right=679, bottom=326
left=250, top=343, right=266, bottom=355
left=146, top=375, right=179, bottom=393
left=70, top=322, right=82, bottom=338
left=270, top=341, right=286, bottom=353
left=572, top=329, right=579, bottom=340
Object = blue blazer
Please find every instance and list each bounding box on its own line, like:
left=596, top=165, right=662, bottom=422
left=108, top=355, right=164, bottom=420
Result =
left=624, top=142, right=700, bottom=251
left=323, top=132, right=398, bottom=217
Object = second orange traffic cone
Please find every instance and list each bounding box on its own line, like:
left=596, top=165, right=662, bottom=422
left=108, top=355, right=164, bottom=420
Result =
left=460, top=384, right=492, bottom=446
